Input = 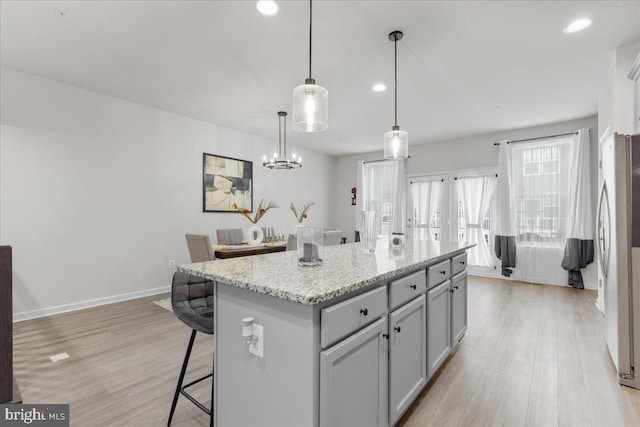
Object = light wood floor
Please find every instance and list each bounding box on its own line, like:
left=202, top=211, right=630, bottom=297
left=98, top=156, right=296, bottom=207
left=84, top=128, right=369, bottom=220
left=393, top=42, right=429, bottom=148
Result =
left=13, top=276, right=640, bottom=426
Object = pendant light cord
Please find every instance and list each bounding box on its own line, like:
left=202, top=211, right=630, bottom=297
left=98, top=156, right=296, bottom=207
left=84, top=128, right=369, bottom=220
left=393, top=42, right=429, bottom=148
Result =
left=308, top=0, right=313, bottom=80
left=278, top=114, right=282, bottom=158
left=394, top=36, right=398, bottom=127
left=283, top=114, right=287, bottom=156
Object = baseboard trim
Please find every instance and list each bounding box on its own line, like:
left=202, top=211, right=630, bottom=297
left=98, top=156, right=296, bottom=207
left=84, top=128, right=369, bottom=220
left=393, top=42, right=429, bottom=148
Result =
left=468, top=271, right=598, bottom=291
left=13, top=285, right=171, bottom=323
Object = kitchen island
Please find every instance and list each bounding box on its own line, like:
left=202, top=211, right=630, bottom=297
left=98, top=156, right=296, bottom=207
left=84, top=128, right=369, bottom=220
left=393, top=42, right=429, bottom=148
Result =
left=179, top=240, right=474, bottom=427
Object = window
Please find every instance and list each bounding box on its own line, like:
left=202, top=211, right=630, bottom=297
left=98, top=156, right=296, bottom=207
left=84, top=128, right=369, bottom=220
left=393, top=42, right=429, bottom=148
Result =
left=458, top=198, right=491, bottom=246
left=522, top=145, right=560, bottom=176
left=363, top=161, right=398, bottom=237
left=407, top=176, right=445, bottom=242
left=511, top=136, right=573, bottom=246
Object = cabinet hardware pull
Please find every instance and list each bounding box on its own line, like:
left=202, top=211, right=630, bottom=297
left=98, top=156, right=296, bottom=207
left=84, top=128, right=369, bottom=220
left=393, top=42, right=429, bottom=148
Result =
left=360, top=308, right=368, bottom=316
left=440, top=270, right=446, bottom=275
left=410, top=284, right=417, bottom=290
left=461, top=261, right=465, bottom=265
left=454, top=285, right=459, bottom=290
left=394, top=326, right=401, bottom=333
left=449, top=289, right=454, bottom=293
left=383, top=333, right=390, bottom=340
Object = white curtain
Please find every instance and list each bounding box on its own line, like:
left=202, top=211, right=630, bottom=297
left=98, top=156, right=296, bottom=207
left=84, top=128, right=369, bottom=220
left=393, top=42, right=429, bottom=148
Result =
left=411, top=180, right=442, bottom=241
left=509, top=135, right=574, bottom=285
left=355, top=160, right=364, bottom=233
left=494, top=141, right=517, bottom=276
left=361, top=160, right=399, bottom=237
left=457, top=176, right=497, bottom=267
left=561, top=128, right=594, bottom=288
left=392, top=160, right=406, bottom=234
left=511, top=136, right=573, bottom=246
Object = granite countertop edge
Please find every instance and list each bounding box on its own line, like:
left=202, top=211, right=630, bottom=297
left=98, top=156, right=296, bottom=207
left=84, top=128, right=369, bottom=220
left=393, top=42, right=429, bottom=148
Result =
left=177, top=243, right=474, bottom=305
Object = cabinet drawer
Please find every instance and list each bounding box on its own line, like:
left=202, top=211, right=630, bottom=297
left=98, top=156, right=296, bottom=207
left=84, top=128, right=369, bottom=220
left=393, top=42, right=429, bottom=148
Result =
left=321, top=286, right=387, bottom=349
left=389, top=270, right=426, bottom=310
left=451, top=253, right=467, bottom=276
left=427, top=260, right=451, bottom=289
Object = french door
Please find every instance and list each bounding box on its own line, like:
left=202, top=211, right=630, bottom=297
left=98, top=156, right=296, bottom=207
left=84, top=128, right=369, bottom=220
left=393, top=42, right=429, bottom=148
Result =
left=406, top=175, right=450, bottom=242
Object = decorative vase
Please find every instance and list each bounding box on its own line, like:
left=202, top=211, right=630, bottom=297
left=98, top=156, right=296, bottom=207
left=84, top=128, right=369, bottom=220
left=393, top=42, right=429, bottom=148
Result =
left=246, top=224, right=264, bottom=246
left=295, top=223, right=304, bottom=234
left=360, top=210, right=380, bottom=252
left=297, top=226, right=323, bottom=266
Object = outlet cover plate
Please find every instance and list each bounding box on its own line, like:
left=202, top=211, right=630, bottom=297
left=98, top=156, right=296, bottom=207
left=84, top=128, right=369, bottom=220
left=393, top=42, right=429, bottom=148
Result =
left=249, top=324, right=264, bottom=358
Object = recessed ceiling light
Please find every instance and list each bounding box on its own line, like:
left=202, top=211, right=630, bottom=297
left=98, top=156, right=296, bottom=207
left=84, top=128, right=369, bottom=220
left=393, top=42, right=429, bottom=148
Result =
left=563, top=18, right=592, bottom=34
left=372, top=83, right=386, bottom=92
left=256, top=1, right=278, bottom=17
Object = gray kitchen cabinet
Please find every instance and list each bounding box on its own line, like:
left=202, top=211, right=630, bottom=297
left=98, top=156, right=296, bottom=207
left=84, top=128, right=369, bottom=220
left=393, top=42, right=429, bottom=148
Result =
left=389, top=295, right=427, bottom=426
left=450, top=272, right=468, bottom=346
left=427, top=280, right=451, bottom=378
left=320, top=317, right=388, bottom=427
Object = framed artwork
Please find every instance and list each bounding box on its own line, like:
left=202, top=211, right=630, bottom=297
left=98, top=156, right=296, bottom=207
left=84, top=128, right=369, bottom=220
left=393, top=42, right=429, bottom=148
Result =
left=202, top=153, right=253, bottom=212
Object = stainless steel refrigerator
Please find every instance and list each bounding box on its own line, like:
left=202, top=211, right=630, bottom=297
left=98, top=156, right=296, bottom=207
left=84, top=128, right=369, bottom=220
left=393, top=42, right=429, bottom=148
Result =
left=598, top=133, right=640, bottom=389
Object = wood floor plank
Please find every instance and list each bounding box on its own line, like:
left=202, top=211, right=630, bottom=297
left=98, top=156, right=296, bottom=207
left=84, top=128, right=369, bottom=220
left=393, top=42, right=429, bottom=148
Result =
left=13, top=277, right=640, bottom=427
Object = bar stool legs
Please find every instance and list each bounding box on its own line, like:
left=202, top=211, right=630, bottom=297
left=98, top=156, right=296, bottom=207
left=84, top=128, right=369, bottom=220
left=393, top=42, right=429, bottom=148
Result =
left=168, top=329, right=213, bottom=426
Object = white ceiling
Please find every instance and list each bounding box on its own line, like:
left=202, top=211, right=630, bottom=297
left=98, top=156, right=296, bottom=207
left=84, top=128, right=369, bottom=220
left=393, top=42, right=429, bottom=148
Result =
left=1, top=1, right=639, bottom=156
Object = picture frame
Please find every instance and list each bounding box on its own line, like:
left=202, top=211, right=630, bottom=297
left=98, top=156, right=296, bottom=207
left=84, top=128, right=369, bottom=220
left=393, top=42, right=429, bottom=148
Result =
left=202, top=153, right=253, bottom=213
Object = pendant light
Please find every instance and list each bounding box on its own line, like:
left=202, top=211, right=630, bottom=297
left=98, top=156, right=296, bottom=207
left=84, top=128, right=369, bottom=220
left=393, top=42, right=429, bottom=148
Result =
left=384, top=30, right=409, bottom=159
left=292, top=0, right=328, bottom=132
left=263, top=112, right=302, bottom=170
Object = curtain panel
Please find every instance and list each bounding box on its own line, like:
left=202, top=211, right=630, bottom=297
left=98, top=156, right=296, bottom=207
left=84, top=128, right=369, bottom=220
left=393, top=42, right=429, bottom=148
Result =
left=410, top=180, right=442, bottom=241
left=494, top=141, right=517, bottom=276
left=355, top=160, right=365, bottom=237
left=457, top=176, right=497, bottom=267
left=392, top=160, right=406, bottom=235
left=561, top=128, right=594, bottom=288
left=359, top=160, right=404, bottom=239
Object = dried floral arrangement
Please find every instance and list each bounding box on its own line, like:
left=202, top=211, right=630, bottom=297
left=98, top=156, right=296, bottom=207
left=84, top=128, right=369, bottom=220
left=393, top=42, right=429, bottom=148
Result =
left=232, top=199, right=278, bottom=224
left=290, top=202, right=315, bottom=224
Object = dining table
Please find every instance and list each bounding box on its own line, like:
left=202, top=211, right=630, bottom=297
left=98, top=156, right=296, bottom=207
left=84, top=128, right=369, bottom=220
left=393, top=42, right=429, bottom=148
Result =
left=213, top=242, right=287, bottom=259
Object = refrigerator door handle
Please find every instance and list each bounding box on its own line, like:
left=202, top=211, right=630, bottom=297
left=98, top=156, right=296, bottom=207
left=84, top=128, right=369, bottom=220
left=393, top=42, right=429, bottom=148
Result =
left=596, top=182, right=610, bottom=278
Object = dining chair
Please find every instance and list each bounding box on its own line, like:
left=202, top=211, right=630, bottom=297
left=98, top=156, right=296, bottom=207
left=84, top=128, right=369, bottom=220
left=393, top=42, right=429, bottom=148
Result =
left=216, top=228, right=244, bottom=245
left=324, top=230, right=343, bottom=246
left=185, top=234, right=216, bottom=262
left=168, top=272, right=214, bottom=426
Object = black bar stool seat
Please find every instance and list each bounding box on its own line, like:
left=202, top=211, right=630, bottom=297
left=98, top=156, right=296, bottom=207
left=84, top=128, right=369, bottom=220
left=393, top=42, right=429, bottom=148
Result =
left=168, top=272, right=214, bottom=426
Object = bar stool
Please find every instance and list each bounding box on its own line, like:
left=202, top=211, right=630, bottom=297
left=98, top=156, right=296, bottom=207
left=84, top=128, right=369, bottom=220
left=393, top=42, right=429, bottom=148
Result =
left=168, top=272, right=214, bottom=426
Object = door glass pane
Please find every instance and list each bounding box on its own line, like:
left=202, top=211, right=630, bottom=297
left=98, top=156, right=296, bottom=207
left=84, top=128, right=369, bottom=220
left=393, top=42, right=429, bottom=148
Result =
left=410, top=180, right=442, bottom=241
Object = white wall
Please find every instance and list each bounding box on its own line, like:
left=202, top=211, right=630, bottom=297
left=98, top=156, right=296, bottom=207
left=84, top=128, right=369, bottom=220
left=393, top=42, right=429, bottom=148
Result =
left=0, top=68, right=337, bottom=319
left=332, top=115, right=599, bottom=289
left=598, top=41, right=640, bottom=141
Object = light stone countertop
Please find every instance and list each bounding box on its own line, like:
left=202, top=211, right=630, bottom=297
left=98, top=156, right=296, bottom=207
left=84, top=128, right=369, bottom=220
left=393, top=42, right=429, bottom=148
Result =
left=178, top=240, right=475, bottom=305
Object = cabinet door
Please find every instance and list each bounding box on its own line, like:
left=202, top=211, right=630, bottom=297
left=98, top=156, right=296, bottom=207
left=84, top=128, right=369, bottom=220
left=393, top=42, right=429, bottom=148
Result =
left=320, top=318, right=388, bottom=427
left=427, top=280, right=451, bottom=378
left=389, top=295, right=427, bottom=426
left=451, top=272, right=468, bottom=346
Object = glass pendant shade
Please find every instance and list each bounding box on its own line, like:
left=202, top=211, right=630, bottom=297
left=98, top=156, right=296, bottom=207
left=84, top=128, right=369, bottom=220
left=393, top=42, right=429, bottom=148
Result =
left=384, top=128, right=409, bottom=159
left=292, top=82, right=328, bottom=132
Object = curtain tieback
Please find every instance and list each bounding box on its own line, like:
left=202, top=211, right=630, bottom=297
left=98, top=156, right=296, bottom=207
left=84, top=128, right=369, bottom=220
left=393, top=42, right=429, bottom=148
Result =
left=466, top=224, right=482, bottom=229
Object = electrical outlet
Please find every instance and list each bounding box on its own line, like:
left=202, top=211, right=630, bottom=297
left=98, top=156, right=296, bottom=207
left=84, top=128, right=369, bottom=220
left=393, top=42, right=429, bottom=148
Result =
left=168, top=259, right=176, bottom=269
left=249, top=324, right=264, bottom=358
